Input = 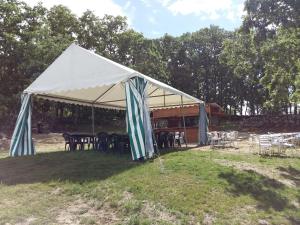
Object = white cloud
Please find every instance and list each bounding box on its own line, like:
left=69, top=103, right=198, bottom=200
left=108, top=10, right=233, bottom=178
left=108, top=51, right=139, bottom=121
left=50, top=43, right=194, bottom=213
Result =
left=124, top=1, right=132, bottom=10
left=24, top=0, right=126, bottom=18
left=160, top=0, right=245, bottom=21
left=226, top=3, right=245, bottom=21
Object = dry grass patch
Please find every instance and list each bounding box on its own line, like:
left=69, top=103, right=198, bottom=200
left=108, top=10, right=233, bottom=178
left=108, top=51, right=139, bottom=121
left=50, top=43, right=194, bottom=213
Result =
left=56, top=198, right=121, bottom=225
left=214, top=158, right=297, bottom=188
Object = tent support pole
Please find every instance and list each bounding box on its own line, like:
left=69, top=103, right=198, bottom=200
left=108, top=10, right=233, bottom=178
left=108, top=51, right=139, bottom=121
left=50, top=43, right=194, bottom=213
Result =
left=151, top=110, right=158, bottom=153
left=149, top=87, right=159, bottom=96
left=93, top=84, right=116, bottom=103
left=198, top=102, right=201, bottom=146
left=92, top=105, right=95, bottom=136
left=180, top=96, right=188, bottom=148
left=163, top=90, right=166, bottom=107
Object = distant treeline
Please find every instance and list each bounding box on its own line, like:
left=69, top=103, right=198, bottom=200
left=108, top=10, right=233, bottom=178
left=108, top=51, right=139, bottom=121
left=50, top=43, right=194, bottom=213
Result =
left=0, top=0, right=299, bottom=129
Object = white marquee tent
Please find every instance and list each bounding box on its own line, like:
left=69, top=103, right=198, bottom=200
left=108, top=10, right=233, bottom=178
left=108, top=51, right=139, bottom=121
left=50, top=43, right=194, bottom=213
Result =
left=10, top=43, right=206, bottom=160
left=24, top=43, right=202, bottom=109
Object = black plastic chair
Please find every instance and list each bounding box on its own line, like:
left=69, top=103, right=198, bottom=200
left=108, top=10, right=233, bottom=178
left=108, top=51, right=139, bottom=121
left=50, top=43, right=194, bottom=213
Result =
left=123, top=135, right=130, bottom=151
left=74, top=136, right=84, bottom=151
left=87, top=136, right=96, bottom=150
left=80, top=137, right=89, bottom=150
left=118, top=134, right=130, bottom=154
left=63, top=133, right=81, bottom=151
left=108, top=133, right=120, bottom=153
left=156, top=132, right=164, bottom=149
left=96, top=132, right=109, bottom=152
left=168, top=132, right=175, bottom=148
left=163, top=132, right=169, bottom=148
left=157, top=132, right=169, bottom=149
left=62, top=133, right=71, bottom=151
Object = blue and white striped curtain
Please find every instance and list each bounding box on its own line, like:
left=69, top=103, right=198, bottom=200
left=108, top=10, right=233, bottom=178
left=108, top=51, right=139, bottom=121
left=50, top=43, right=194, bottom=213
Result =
left=125, top=77, right=154, bottom=160
left=9, top=93, right=35, bottom=156
left=198, top=103, right=209, bottom=145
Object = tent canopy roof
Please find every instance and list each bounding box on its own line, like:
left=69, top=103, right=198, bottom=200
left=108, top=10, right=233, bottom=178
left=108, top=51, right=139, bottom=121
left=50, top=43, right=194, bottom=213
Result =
left=25, top=43, right=202, bottom=110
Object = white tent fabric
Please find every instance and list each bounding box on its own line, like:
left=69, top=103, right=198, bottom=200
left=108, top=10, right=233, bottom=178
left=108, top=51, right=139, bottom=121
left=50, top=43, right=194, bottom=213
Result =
left=24, top=43, right=202, bottom=109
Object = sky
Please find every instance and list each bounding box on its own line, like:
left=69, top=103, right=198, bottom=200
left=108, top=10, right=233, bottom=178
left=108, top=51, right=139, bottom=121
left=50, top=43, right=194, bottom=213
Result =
left=24, top=0, right=246, bottom=38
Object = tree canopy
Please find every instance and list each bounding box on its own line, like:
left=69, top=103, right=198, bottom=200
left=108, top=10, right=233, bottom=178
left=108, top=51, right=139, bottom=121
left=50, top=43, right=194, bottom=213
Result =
left=0, top=0, right=299, bottom=129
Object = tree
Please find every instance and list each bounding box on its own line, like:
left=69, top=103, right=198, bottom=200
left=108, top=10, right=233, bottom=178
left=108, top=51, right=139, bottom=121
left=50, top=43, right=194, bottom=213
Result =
left=47, top=5, right=78, bottom=38
left=242, top=0, right=300, bottom=40
left=220, top=31, right=267, bottom=115
left=261, top=28, right=300, bottom=112
left=160, top=26, right=235, bottom=111
left=219, top=0, right=300, bottom=114
left=96, top=15, right=128, bottom=60
left=0, top=0, right=48, bottom=119
left=77, top=10, right=103, bottom=50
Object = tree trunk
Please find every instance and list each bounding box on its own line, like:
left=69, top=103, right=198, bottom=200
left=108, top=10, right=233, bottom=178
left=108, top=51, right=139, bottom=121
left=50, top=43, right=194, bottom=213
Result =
left=240, top=101, right=243, bottom=116
left=250, top=102, right=255, bottom=115
left=55, top=103, right=59, bottom=119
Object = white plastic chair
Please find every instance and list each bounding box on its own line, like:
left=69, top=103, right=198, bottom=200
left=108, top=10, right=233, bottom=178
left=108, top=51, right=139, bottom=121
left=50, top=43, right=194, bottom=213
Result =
left=210, top=131, right=221, bottom=148
left=258, top=135, right=272, bottom=155
left=180, top=132, right=186, bottom=145
left=207, top=132, right=212, bottom=145
left=249, top=134, right=259, bottom=153
left=227, top=131, right=238, bottom=148
left=220, top=132, right=227, bottom=147
left=175, top=131, right=180, bottom=147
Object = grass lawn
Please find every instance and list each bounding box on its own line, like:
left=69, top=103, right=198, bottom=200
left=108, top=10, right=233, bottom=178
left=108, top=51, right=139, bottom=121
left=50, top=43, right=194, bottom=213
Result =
left=0, top=147, right=299, bottom=225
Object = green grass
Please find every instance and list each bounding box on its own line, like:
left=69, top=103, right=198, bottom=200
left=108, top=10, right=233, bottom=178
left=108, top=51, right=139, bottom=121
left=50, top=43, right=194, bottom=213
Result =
left=0, top=149, right=299, bottom=224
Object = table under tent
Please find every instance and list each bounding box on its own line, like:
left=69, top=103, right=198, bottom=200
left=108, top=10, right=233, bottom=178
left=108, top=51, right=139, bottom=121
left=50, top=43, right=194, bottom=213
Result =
left=9, top=43, right=208, bottom=160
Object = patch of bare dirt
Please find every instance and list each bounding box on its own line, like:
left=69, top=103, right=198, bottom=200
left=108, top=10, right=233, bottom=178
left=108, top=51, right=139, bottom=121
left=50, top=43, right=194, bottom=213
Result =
left=33, top=133, right=65, bottom=152
left=214, top=159, right=296, bottom=188
left=227, top=205, right=259, bottom=225
left=291, top=200, right=300, bottom=209
left=202, top=213, right=215, bottom=225
left=50, top=187, right=63, bottom=195
left=56, top=198, right=120, bottom=225
left=120, top=191, right=134, bottom=203
left=55, top=192, right=183, bottom=225
left=258, top=219, right=270, bottom=225
left=0, top=133, right=10, bottom=151
left=14, top=217, right=37, bottom=225
left=141, top=201, right=179, bottom=224
left=0, top=133, right=65, bottom=153
left=119, top=191, right=196, bottom=224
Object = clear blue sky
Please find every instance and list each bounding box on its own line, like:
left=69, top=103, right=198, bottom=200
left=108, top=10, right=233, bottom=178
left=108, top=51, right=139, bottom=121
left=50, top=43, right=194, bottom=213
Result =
left=25, top=0, right=246, bottom=38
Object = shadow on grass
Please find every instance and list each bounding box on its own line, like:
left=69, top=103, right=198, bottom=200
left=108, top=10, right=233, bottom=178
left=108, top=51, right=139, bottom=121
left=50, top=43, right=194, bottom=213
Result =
left=155, top=147, right=193, bottom=157
left=0, top=150, right=141, bottom=185
left=0, top=146, right=197, bottom=186
left=259, top=154, right=300, bottom=159
left=277, top=166, right=300, bottom=187
left=219, top=169, right=290, bottom=211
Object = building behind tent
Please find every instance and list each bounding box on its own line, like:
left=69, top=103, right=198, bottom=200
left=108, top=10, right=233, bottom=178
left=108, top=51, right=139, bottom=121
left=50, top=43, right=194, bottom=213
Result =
left=151, top=103, right=225, bottom=143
